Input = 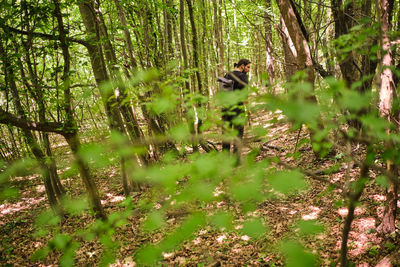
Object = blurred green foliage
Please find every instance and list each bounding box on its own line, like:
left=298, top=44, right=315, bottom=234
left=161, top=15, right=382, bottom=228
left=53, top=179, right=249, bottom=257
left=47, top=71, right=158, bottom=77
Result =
left=7, top=61, right=397, bottom=266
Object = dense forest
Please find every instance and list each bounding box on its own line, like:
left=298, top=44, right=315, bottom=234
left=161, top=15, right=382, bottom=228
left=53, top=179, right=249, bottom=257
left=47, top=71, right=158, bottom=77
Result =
left=1, top=0, right=400, bottom=266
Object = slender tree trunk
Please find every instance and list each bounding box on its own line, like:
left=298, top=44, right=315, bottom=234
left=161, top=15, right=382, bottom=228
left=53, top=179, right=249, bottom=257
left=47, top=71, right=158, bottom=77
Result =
left=64, top=133, right=106, bottom=219
left=180, top=0, right=190, bottom=92
left=277, top=0, right=331, bottom=158
left=19, top=34, right=66, bottom=201
left=165, top=0, right=174, bottom=60
left=200, top=0, right=210, bottom=95
left=265, top=0, right=276, bottom=86
left=186, top=0, right=202, bottom=95
left=213, top=0, right=225, bottom=76
left=6, top=126, right=20, bottom=160
left=114, top=0, right=138, bottom=71
left=340, top=163, right=369, bottom=267
left=377, top=0, right=398, bottom=234
left=100, top=0, right=151, bottom=167
left=0, top=40, right=62, bottom=214
left=78, top=0, right=124, bottom=131
left=55, top=0, right=106, bottom=219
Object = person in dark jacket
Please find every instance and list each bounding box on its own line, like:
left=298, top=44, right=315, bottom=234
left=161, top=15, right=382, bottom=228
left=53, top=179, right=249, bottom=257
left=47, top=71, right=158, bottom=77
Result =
left=222, top=58, right=251, bottom=152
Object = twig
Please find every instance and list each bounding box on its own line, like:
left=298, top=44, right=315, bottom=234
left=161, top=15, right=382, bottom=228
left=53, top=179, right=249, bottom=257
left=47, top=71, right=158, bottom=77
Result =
left=340, top=163, right=369, bottom=267
left=293, top=124, right=302, bottom=154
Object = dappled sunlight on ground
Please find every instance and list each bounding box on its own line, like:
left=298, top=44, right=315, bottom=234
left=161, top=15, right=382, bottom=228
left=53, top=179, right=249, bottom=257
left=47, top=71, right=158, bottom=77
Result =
left=301, top=206, right=321, bottom=220
left=0, top=197, right=46, bottom=217
left=216, top=234, right=227, bottom=243
left=12, top=173, right=40, bottom=182
left=337, top=207, right=365, bottom=217
left=372, top=194, right=386, bottom=202
left=3, top=109, right=397, bottom=267
left=100, top=193, right=126, bottom=205
left=334, top=217, right=381, bottom=258
left=35, top=184, right=46, bottom=193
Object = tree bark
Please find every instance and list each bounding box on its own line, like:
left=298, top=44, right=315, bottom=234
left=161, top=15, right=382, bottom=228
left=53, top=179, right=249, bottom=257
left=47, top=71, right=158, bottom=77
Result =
left=264, top=0, right=276, bottom=86
left=186, top=0, right=202, bottom=95
left=340, top=163, right=369, bottom=267
left=377, top=0, right=398, bottom=234
left=213, top=0, right=225, bottom=76
left=55, top=0, right=106, bottom=219
left=276, top=0, right=314, bottom=84
left=0, top=39, right=62, bottom=215
left=331, top=0, right=359, bottom=87
left=278, top=16, right=298, bottom=81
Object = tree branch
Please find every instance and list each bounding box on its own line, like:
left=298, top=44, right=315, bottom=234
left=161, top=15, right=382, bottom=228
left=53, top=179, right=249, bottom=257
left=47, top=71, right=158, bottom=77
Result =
left=0, top=107, right=69, bottom=135
left=1, top=24, right=89, bottom=48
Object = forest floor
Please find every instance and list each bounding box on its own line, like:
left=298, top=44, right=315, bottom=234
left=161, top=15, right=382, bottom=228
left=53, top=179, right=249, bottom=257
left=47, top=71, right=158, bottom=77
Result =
left=1, top=108, right=399, bottom=266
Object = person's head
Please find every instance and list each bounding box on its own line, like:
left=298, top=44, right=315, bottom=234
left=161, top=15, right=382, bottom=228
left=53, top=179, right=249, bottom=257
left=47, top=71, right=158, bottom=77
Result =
left=234, top=59, right=251, bottom=73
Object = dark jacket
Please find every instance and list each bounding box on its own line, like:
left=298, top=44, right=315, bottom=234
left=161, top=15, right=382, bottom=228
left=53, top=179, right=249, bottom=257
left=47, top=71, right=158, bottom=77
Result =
left=224, top=70, right=248, bottom=90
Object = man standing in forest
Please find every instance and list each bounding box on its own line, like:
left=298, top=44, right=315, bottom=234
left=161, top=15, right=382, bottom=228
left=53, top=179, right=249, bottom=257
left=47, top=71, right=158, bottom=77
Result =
left=221, top=58, right=251, bottom=154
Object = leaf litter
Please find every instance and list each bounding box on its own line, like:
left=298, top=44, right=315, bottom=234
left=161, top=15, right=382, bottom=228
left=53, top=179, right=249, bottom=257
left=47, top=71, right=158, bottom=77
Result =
left=1, top=109, right=399, bottom=266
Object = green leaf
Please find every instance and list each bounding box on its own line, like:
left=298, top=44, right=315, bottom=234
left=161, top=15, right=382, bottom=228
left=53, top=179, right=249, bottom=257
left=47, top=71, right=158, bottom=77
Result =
left=191, top=182, right=214, bottom=202
left=375, top=176, right=391, bottom=190
left=31, top=246, right=50, bottom=261
left=252, top=126, right=268, bottom=138
left=60, top=242, right=79, bottom=267
left=339, top=90, right=371, bottom=111
left=62, top=198, right=89, bottom=215
left=283, top=101, right=320, bottom=125
left=296, top=220, right=324, bottom=235
left=268, top=170, right=307, bottom=195
left=36, top=210, right=61, bottom=228
left=142, top=211, right=165, bottom=232
left=160, top=212, right=206, bottom=251
left=79, top=143, right=111, bottom=168
left=280, top=240, right=317, bottom=267
left=135, top=245, right=162, bottom=265
left=169, top=124, right=191, bottom=142
left=52, top=234, right=72, bottom=250
left=230, top=180, right=263, bottom=202
left=210, top=212, right=234, bottom=231
left=241, top=218, right=267, bottom=239
left=148, top=96, right=176, bottom=115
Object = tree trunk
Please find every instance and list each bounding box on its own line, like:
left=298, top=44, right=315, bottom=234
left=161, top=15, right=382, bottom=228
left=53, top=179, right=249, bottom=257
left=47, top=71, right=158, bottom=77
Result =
left=180, top=0, right=190, bottom=92
left=199, top=0, right=210, bottom=96
left=213, top=0, right=225, bottom=76
left=55, top=0, right=106, bottom=219
left=265, top=0, right=276, bottom=86
left=278, top=16, right=297, bottom=81
left=340, top=163, right=369, bottom=267
left=64, top=133, right=106, bottom=219
left=19, top=32, right=66, bottom=201
left=114, top=0, right=138, bottom=71
left=276, top=0, right=314, bottom=83
left=0, top=39, right=62, bottom=215
left=377, top=0, right=398, bottom=234
left=78, top=0, right=124, bottom=131
left=331, top=0, right=359, bottom=87
left=186, top=0, right=202, bottom=95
